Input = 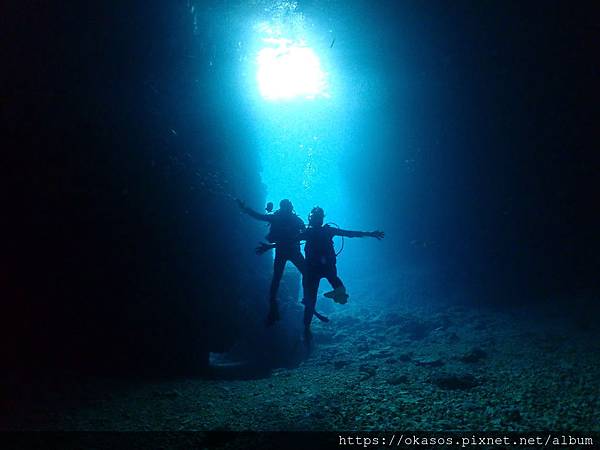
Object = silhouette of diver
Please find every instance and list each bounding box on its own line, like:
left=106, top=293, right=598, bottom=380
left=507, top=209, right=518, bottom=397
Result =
left=237, top=198, right=307, bottom=326
left=299, top=206, right=384, bottom=344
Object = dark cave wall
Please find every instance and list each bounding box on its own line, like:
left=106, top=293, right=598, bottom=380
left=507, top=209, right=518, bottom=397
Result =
left=3, top=2, right=268, bottom=373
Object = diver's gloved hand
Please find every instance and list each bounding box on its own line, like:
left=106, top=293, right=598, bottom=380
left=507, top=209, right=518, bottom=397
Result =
left=255, top=242, right=275, bottom=255
left=370, top=230, right=385, bottom=240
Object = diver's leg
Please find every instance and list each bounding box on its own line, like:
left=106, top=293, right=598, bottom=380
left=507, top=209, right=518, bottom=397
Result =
left=289, top=251, right=305, bottom=276
left=290, top=250, right=312, bottom=306
left=324, top=262, right=343, bottom=291
left=302, top=272, right=320, bottom=343
left=269, top=253, right=286, bottom=303
left=266, top=253, right=286, bottom=325
left=299, top=259, right=329, bottom=322
left=298, top=254, right=308, bottom=305
left=323, top=264, right=348, bottom=304
left=325, top=274, right=344, bottom=290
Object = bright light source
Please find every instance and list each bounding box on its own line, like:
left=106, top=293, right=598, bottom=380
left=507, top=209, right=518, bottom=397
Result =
left=256, top=39, right=327, bottom=101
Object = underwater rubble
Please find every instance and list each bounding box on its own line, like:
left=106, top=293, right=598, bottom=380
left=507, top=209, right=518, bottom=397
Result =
left=6, top=299, right=599, bottom=433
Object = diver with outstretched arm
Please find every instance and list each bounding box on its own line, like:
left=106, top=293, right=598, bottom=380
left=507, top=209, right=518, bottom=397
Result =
left=299, top=206, right=384, bottom=344
left=237, top=198, right=306, bottom=326
left=320, top=227, right=385, bottom=303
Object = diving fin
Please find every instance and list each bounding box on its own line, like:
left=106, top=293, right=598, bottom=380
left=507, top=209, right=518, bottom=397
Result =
left=334, top=293, right=349, bottom=304
left=324, top=287, right=349, bottom=304
left=313, top=310, right=330, bottom=323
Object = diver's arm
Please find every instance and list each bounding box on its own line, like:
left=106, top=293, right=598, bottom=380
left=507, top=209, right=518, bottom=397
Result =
left=236, top=199, right=272, bottom=222
left=256, top=242, right=276, bottom=255
left=334, top=228, right=385, bottom=240
left=245, top=208, right=271, bottom=221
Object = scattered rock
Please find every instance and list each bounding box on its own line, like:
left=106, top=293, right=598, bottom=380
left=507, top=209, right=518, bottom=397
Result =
left=398, top=352, right=413, bottom=362
left=357, top=343, right=369, bottom=352
left=387, top=375, right=409, bottom=385
left=337, top=316, right=361, bottom=327
left=153, top=390, right=180, bottom=399
left=403, top=321, right=434, bottom=340
left=311, top=410, right=325, bottom=419
left=503, top=408, right=522, bottom=422
left=358, top=364, right=377, bottom=380
left=433, top=314, right=452, bottom=329
left=430, top=373, right=479, bottom=390
left=331, top=332, right=349, bottom=342
left=461, top=401, right=480, bottom=411
left=383, top=312, right=407, bottom=325
left=314, top=332, right=336, bottom=344
left=460, top=347, right=488, bottom=363
left=334, top=360, right=350, bottom=370
left=414, top=357, right=445, bottom=367
left=373, top=349, right=394, bottom=359
left=447, top=332, right=460, bottom=343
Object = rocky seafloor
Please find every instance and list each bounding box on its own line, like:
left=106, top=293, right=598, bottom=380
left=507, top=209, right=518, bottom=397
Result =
left=6, top=295, right=599, bottom=434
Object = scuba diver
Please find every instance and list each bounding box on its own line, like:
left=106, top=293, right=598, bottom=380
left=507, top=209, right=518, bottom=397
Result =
left=299, top=206, right=384, bottom=343
left=237, top=198, right=306, bottom=326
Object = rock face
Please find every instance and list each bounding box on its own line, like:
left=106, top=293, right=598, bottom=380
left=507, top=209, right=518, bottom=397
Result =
left=4, top=2, right=269, bottom=375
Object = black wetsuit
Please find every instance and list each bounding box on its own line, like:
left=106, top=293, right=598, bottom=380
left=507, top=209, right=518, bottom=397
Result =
left=244, top=208, right=306, bottom=304
left=300, top=225, right=369, bottom=329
